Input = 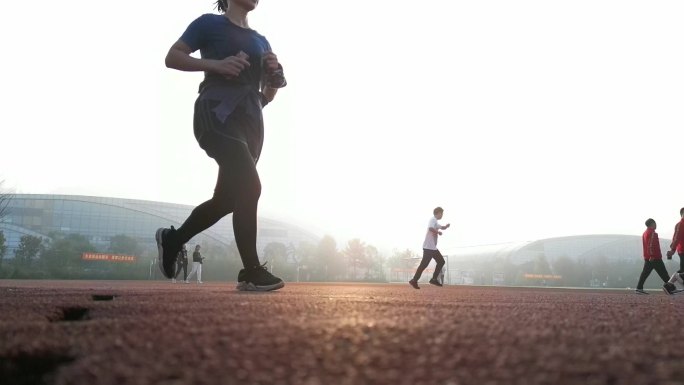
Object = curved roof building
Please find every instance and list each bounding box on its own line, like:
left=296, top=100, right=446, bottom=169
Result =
left=0, top=194, right=319, bottom=256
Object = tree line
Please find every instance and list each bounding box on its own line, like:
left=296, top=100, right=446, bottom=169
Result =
left=0, top=230, right=663, bottom=288
left=0, top=232, right=389, bottom=282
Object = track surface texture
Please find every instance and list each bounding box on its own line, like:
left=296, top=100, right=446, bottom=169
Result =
left=1, top=281, right=683, bottom=385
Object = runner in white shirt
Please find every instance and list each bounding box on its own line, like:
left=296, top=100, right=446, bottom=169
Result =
left=409, top=207, right=450, bottom=289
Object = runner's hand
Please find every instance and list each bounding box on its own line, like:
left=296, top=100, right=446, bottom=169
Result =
left=262, top=52, right=280, bottom=74
left=262, top=51, right=287, bottom=88
left=213, top=52, right=250, bottom=78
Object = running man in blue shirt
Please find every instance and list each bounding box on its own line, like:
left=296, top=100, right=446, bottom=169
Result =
left=156, top=0, right=286, bottom=291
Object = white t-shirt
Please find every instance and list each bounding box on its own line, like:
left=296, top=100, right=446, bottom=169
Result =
left=422, top=216, right=441, bottom=250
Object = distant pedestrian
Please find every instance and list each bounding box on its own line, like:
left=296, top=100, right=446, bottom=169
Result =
left=409, top=207, right=450, bottom=289
left=186, top=245, right=205, bottom=284
left=173, top=244, right=189, bottom=283
left=149, top=258, right=157, bottom=280
left=666, top=207, right=684, bottom=273
left=635, top=218, right=677, bottom=295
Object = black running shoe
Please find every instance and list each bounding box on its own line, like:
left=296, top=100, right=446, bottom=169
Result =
left=663, top=282, right=677, bottom=295
left=634, top=289, right=649, bottom=295
left=429, top=278, right=443, bottom=287
left=236, top=268, right=248, bottom=290
left=236, top=263, right=284, bottom=291
left=408, top=279, right=420, bottom=289
left=155, top=226, right=180, bottom=279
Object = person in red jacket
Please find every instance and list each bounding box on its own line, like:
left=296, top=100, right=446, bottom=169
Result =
left=636, top=218, right=677, bottom=295
left=666, top=208, right=684, bottom=272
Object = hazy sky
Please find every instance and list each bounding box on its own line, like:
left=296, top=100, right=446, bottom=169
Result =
left=1, top=1, right=682, bottom=255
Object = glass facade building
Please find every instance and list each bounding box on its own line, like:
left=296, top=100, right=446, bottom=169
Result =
left=0, top=194, right=319, bottom=256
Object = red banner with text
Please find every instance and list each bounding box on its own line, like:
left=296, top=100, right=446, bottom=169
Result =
left=81, top=253, right=137, bottom=263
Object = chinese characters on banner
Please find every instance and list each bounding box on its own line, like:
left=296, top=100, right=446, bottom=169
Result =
left=81, top=253, right=137, bottom=263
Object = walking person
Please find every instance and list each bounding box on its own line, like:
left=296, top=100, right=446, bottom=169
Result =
left=409, top=207, right=450, bottom=289
left=173, top=244, right=189, bottom=283
left=149, top=258, right=157, bottom=280
left=666, top=207, right=684, bottom=273
left=186, top=245, right=205, bottom=284
left=155, top=0, right=287, bottom=291
left=635, top=218, right=677, bottom=295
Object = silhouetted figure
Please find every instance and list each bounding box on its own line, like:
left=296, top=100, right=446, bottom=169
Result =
left=173, top=244, right=188, bottom=283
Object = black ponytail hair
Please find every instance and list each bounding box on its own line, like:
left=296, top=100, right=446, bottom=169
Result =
left=215, top=0, right=228, bottom=13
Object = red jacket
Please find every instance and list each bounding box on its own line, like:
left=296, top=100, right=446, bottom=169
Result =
left=643, top=228, right=663, bottom=260
left=670, top=218, right=684, bottom=254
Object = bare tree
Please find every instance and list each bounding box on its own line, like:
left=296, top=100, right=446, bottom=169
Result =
left=0, top=231, right=7, bottom=269
left=344, top=239, right=367, bottom=280
left=0, top=180, right=13, bottom=222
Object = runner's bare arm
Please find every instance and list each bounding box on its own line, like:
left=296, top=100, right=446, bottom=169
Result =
left=165, top=40, right=250, bottom=77
left=261, top=52, right=284, bottom=103
left=261, top=87, right=278, bottom=103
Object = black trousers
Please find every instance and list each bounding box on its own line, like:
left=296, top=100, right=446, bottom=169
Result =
left=175, top=262, right=188, bottom=280
left=174, top=102, right=263, bottom=269
left=412, top=249, right=445, bottom=281
left=678, top=252, right=684, bottom=273
left=636, top=259, right=670, bottom=290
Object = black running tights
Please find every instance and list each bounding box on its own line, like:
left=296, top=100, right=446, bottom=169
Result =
left=174, top=139, right=261, bottom=269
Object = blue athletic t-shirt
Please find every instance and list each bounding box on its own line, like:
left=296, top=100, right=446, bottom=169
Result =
left=180, top=13, right=272, bottom=91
